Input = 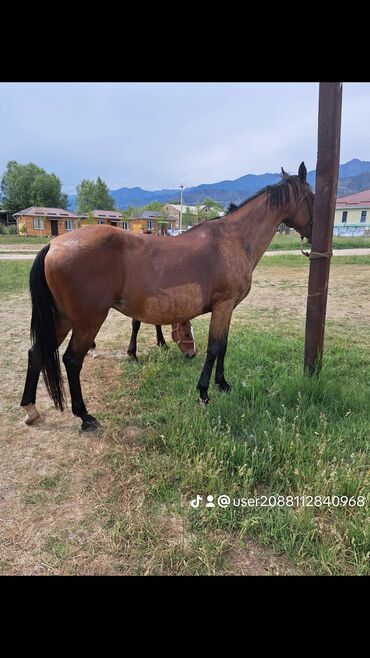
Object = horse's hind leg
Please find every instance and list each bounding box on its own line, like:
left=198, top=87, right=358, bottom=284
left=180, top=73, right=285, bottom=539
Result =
left=127, top=319, right=141, bottom=360
left=21, top=345, right=44, bottom=425
left=156, top=325, right=168, bottom=349
left=62, top=317, right=107, bottom=431
left=21, top=313, right=71, bottom=425
left=88, top=340, right=100, bottom=358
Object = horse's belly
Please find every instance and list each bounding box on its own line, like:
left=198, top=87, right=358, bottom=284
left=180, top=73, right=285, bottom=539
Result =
left=121, top=283, right=205, bottom=324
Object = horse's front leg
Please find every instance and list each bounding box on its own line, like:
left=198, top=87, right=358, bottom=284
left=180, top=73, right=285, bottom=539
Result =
left=197, top=301, right=234, bottom=404
left=214, top=336, right=231, bottom=392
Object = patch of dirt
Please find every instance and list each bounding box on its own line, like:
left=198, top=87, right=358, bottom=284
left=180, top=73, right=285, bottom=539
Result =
left=0, top=243, right=43, bottom=251
left=234, top=265, right=370, bottom=328
left=0, top=254, right=36, bottom=260
left=0, top=297, right=143, bottom=574
left=226, top=539, right=299, bottom=576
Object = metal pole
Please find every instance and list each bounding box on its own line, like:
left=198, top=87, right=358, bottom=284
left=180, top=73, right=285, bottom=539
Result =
left=180, top=185, right=183, bottom=233
left=304, top=82, right=343, bottom=374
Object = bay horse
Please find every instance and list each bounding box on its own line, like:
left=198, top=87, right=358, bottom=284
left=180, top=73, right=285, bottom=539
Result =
left=88, top=319, right=196, bottom=360
left=21, top=163, right=313, bottom=431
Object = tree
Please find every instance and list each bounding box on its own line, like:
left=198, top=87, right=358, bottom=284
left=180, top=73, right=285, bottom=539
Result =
left=144, top=201, right=164, bottom=212
left=195, top=203, right=204, bottom=223
left=84, top=210, right=96, bottom=226
left=182, top=206, right=194, bottom=228
left=30, top=173, right=68, bottom=209
left=76, top=176, right=115, bottom=213
left=202, top=197, right=223, bottom=210
left=121, top=205, right=143, bottom=218
left=1, top=161, right=68, bottom=213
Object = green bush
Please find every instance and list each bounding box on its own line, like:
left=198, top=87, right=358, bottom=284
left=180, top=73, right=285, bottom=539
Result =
left=4, top=224, right=18, bottom=235
left=0, top=224, right=19, bottom=235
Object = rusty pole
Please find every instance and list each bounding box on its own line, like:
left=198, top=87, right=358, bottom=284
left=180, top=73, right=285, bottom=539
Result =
left=304, top=82, right=343, bottom=375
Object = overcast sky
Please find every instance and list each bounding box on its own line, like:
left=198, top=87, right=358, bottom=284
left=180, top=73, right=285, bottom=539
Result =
left=0, top=82, right=369, bottom=194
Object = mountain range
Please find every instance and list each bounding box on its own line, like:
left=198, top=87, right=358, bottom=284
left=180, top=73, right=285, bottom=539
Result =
left=67, top=159, right=370, bottom=211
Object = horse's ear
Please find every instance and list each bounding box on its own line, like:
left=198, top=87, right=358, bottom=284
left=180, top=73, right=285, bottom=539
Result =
left=281, top=167, right=289, bottom=179
left=298, top=162, right=307, bottom=184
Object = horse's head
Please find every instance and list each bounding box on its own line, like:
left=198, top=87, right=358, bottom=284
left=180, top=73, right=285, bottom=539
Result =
left=171, top=321, right=197, bottom=358
left=282, top=162, right=314, bottom=243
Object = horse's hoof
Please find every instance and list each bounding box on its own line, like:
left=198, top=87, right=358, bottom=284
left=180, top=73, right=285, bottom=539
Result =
left=198, top=396, right=210, bottom=405
left=127, top=352, right=138, bottom=361
left=217, top=381, right=231, bottom=393
left=81, top=415, right=101, bottom=432
left=23, top=404, right=42, bottom=426
left=25, top=412, right=42, bottom=426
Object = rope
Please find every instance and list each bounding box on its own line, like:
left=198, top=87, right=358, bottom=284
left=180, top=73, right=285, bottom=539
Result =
left=308, top=250, right=333, bottom=259
left=300, top=240, right=333, bottom=259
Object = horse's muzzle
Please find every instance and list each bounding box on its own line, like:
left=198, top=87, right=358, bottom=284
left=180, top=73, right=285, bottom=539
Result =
left=184, top=351, right=197, bottom=359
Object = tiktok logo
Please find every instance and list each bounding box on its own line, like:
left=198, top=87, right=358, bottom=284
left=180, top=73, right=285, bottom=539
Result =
left=190, top=494, right=216, bottom=509
left=190, top=495, right=202, bottom=508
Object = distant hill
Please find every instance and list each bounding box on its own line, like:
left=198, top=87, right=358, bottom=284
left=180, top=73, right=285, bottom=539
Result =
left=337, top=171, right=370, bottom=197
left=67, top=159, right=370, bottom=211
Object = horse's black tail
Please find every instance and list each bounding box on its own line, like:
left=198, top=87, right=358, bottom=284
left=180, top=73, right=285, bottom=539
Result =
left=29, top=244, right=66, bottom=411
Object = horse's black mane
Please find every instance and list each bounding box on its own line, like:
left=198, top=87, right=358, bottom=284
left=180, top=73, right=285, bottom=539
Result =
left=184, top=174, right=304, bottom=234
left=225, top=174, right=303, bottom=216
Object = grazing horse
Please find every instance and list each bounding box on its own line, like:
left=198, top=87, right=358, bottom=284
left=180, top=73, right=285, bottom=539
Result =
left=88, top=318, right=196, bottom=360
left=21, top=163, right=313, bottom=431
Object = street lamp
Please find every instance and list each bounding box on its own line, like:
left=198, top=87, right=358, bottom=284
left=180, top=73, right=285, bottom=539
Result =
left=180, top=185, right=183, bottom=233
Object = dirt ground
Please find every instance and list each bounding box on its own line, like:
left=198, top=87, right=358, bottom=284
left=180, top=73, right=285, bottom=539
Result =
left=0, top=264, right=368, bottom=575
left=246, top=264, right=370, bottom=326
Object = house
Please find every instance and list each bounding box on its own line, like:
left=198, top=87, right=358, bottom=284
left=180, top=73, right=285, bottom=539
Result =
left=13, top=207, right=79, bottom=237
left=79, top=209, right=124, bottom=227
left=163, top=204, right=224, bottom=227
left=334, top=190, right=370, bottom=236
left=125, top=211, right=176, bottom=235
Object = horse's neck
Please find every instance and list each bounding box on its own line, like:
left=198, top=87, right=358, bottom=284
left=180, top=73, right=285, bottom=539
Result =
left=228, top=193, right=289, bottom=268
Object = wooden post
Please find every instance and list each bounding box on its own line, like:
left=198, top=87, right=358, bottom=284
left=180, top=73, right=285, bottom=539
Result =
left=304, top=83, right=343, bottom=374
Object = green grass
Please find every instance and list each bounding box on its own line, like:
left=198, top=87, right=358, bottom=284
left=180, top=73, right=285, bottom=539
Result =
left=40, top=476, right=60, bottom=490
left=43, top=534, right=70, bottom=560
left=269, top=234, right=370, bottom=250
left=0, top=236, right=50, bottom=244
left=0, top=261, right=32, bottom=296
left=104, top=320, right=370, bottom=575
left=260, top=255, right=370, bottom=267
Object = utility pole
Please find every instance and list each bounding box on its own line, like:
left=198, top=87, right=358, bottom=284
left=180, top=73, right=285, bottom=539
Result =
left=180, top=185, right=183, bottom=233
left=304, top=82, right=343, bottom=374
